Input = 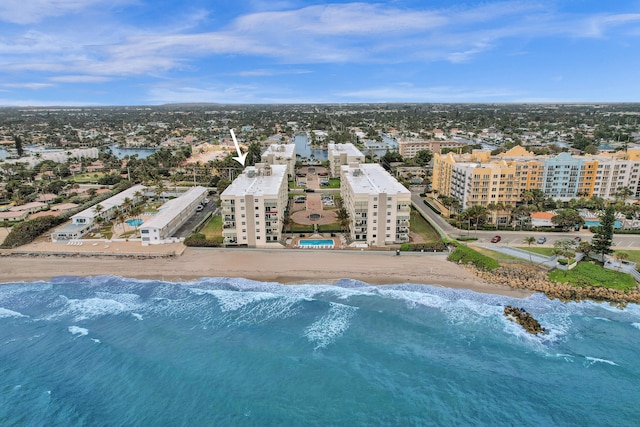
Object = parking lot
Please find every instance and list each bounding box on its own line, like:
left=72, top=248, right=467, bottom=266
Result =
left=173, top=197, right=218, bottom=238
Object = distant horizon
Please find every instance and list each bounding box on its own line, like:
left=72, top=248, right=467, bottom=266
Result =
left=3, top=101, right=640, bottom=109
left=1, top=1, right=639, bottom=106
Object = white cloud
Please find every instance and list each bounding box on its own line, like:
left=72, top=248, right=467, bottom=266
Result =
left=3, top=82, right=55, bottom=89
left=236, top=69, right=312, bottom=77
left=0, top=0, right=135, bottom=24
left=49, top=75, right=112, bottom=83
left=1, top=1, right=639, bottom=81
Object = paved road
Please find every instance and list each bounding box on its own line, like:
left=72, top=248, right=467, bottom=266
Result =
left=410, top=191, right=640, bottom=250
left=174, top=197, right=218, bottom=238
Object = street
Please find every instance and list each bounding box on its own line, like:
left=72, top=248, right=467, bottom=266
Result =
left=410, top=192, right=640, bottom=250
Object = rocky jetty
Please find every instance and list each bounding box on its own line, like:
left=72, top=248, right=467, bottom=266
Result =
left=466, top=264, right=640, bottom=305
left=503, top=305, right=547, bottom=334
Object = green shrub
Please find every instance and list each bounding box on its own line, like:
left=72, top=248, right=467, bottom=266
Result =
left=400, top=242, right=447, bottom=252
left=1, top=215, right=65, bottom=248
left=184, top=233, right=222, bottom=247
left=447, top=245, right=499, bottom=271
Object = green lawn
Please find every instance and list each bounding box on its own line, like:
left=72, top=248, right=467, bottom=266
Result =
left=548, top=261, right=637, bottom=291
left=201, top=215, right=223, bottom=242
left=327, top=178, right=340, bottom=188
left=318, top=222, right=342, bottom=232
left=289, top=223, right=314, bottom=233
left=516, top=246, right=556, bottom=256
left=472, top=245, right=522, bottom=261
left=410, top=208, right=440, bottom=242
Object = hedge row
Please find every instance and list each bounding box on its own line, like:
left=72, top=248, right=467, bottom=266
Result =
left=184, top=233, right=222, bottom=247
left=400, top=241, right=447, bottom=252
left=0, top=215, right=66, bottom=248
left=447, top=245, right=499, bottom=271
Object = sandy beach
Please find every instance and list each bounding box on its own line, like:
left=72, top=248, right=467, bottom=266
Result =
left=0, top=247, right=531, bottom=298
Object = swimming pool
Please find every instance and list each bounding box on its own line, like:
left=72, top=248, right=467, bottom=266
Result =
left=126, top=218, right=143, bottom=227
left=299, top=239, right=334, bottom=248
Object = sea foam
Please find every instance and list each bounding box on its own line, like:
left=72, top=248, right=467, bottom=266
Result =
left=68, top=326, right=89, bottom=336
left=304, top=302, right=358, bottom=350
left=0, top=307, right=27, bottom=319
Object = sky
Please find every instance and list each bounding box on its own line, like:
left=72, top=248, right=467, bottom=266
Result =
left=1, top=0, right=639, bottom=106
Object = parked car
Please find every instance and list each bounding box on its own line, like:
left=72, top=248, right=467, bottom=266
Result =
left=536, top=237, right=547, bottom=244
left=304, top=188, right=315, bottom=193
left=490, top=235, right=501, bottom=243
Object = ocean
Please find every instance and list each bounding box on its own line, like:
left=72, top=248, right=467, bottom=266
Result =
left=1, top=276, right=639, bottom=426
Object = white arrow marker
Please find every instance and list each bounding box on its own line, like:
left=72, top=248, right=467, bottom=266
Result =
left=230, top=129, right=247, bottom=166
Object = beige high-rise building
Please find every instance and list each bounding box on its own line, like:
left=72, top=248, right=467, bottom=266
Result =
left=328, top=143, right=365, bottom=177
left=220, top=164, right=288, bottom=248
left=261, top=144, right=296, bottom=177
left=340, top=163, right=411, bottom=247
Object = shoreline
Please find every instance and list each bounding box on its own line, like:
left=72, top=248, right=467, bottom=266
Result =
left=0, top=248, right=533, bottom=298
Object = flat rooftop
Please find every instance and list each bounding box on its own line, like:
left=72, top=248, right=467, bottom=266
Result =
left=141, top=186, right=207, bottom=230
left=222, top=164, right=287, bottom=198
left=72, top=184, right=146, bottom=220
left=262, top=144, right=295, bottom=158
left=328, top=143, right=364, bottom=157
left=341, top=164, right=410, bottom=196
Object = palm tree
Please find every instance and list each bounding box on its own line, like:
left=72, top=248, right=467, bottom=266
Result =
left=154, top=180, right=167, bottom=203
left=487, top=203, right=498, bottom=227
left=94, top=203, right=104, bottom=223
left=523, top=236, right=536, bottom=265
left=521, top=190, right=534, bottom=206
left=336, top=207, right=350, bottom=232
left=121, top=197, right=133, bottom=214
left=114, top=211, right=126, bottom=235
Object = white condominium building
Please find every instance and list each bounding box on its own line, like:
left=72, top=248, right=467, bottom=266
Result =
left=221, top=163, right=288, bottom=248
left=340, top=163, right=411, bottom=247
left=328, top=143, right=365, bottom=177
left=140, top=186, right=207, bottom=245
left=261, top=144, right=296, bottom=177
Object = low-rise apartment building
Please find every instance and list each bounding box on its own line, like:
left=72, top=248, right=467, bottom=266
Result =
left=140, top=186, right=207, bottom=245
left=340, top=163, right=411, bottom=247
left=220, top=164, right=288, bottom=248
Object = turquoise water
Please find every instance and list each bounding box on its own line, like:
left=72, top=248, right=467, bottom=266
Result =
left=125, top=219, right=143, bottom=227
left=1, top=277, right=639, bottom=425
left=299, top=239, right=334, bottom=247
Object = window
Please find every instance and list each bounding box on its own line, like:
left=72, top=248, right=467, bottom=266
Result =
left=255, top=214, right=259, bottom=218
